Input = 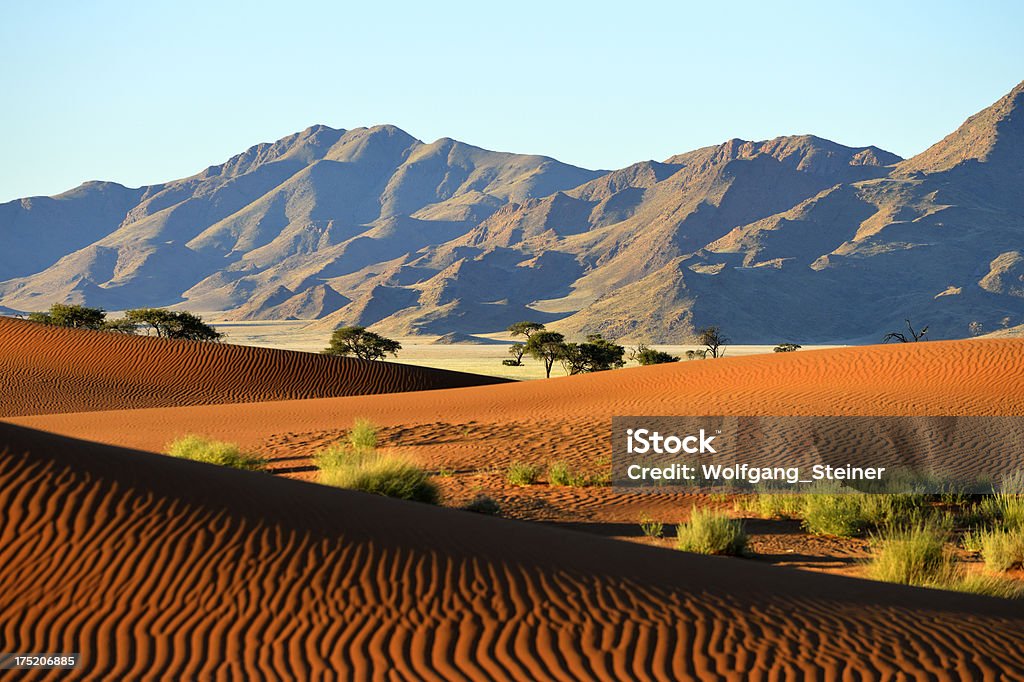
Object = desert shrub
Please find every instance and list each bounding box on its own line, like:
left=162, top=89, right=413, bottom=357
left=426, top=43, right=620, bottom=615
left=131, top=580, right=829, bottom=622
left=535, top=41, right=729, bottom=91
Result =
left=320, top=454, right=439, bottom=504
left=866, top=525, right=954, bottom=587
left=735, top=493, right=804, bottom=519
left=675, top=507, right=747, bottom=555
left=506, top=461, right=542, bottom=486
left=802, top=495, right=869, bottom=537
left=978, top=529, right=1024, bottom=572
left=976, top=494, right=1024, bottom=529
left=547, top=461, right=590, bottom=486
left=639, top=514, right=664, bottom=538
left=463, top=495, right=501, bottom=515
left=166, top=435, right=267, bottom=471
left=952, top=574, right=1024, bottom=599
left=1001, top=470, right=1024, bottom=494
left=859, top=494, right=934, bottom=529
left=312, top=443, right=369, bottom=470
left=348, top=418, right=379, bottom=451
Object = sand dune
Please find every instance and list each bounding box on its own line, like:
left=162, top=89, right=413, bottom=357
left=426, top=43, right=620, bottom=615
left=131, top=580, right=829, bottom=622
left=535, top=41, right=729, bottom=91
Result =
left=1, top=423, right=1022, bottom=680
left=0, top=316, right=506, bottom=418
left=9, top=338, right=1024, bottom=477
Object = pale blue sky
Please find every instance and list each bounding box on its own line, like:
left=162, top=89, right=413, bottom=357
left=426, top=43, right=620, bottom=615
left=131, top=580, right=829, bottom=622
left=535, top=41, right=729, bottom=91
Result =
left=1, top=1, right=1022, bottom=202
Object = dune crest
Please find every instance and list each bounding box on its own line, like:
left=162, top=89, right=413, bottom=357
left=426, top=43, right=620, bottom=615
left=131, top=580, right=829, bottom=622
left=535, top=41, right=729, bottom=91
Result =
left=0, top=316, right=506, bottom=418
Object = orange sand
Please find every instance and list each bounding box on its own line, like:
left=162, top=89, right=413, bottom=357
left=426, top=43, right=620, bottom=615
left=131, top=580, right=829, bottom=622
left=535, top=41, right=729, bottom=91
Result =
left=3, top=324, right=1024, bottom=679
left=0, top=316, right=506, bottom=417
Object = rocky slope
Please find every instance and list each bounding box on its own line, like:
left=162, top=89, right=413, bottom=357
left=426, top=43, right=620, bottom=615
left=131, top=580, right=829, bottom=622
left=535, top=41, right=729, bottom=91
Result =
left=3, top=82, right=1023, bottom=342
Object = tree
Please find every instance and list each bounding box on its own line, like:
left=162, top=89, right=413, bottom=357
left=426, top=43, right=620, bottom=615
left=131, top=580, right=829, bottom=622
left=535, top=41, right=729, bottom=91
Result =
left=503, top=342, right=526, bottom=367
left=28, top=304, right=107, bottom=329
left=525, top=331, right=566, bottom=378
left=125, top=308, right=222, bottom=341
left=102, top=317, right=140, bottom=334
left=324, top=326, right=401, bottom=360
left=968, top=321, right=984, bottom=337
left=773, top=343, right=801, bottom=353
left=685, top=349, right=707, bottom=360
left=883, top=319, right=928, bottom=343
left=508, top=321, right=546, bottom=341
left=560, top=334, right=626, bottom=375
left=697, top=326, right=729, bottom=358
left=630, top=344, right=680, bottom=365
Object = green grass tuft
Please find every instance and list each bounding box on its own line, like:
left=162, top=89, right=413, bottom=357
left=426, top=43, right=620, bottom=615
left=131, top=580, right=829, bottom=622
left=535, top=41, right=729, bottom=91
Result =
left=547, top=461, right=590, bottom=487
left=866, top=525, right=954, bottom=587
left=802, top=495, right=869, bottom=537
left=166, top=435, right=267, bottom=471
left=978, top=528, right=1024, bottom=572
left=639, top=514, right=664, bottom=539
left=675, top=507, right=747, bottom=555
left=319, top=453, right=439, bottom=504
left=348, top=418, right=379, bottom=451
left=506, top=461, right=542, bottom=487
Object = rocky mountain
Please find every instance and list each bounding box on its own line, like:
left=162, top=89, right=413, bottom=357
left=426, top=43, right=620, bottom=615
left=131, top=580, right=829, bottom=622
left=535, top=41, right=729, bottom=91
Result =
left=2, top=82, right=1023, bottom=342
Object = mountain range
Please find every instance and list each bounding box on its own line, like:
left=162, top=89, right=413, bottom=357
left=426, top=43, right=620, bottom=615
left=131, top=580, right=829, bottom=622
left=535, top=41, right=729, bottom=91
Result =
left=2, top=82, right=1023, bottom=342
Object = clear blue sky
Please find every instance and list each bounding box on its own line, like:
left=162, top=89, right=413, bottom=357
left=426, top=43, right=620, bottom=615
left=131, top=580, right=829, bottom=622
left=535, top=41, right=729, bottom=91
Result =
left=1, top=1, right=1022, bottom=202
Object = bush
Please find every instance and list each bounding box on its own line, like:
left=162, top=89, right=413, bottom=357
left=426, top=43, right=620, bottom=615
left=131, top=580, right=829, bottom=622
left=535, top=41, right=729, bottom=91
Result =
left=547, top=461, right=590, bottom=487
left=166, top=435, right=267, bottom=471
left=735, top=493, right=804, bottom=519
left=859, top=494, right=933, bottom=529
left=631, top=345, right=679, bottom=365
left=866, top=525, right=954, bottom=587
left=312, top=443, right=367, bottom=470
left=639, top=514, right=664, bottom=538
left=506, top=461, right=542, bottom=486
left=320, top=454, right=439, bottom=504
left=675, top=507, right=747, bottom=555
left=348, top=418, right=379, bottom=451
left=952, top=574, right=1024, bottom=599
left=978, top=529, right=1024, bottom=572
left=802, top=494, right=869, bottom=537
left=463, top=495, right=501, bottom=515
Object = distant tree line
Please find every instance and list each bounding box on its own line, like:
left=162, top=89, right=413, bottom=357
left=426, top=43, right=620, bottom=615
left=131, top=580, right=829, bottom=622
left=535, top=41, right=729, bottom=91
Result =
left=26, top=304, right=222, bottom=341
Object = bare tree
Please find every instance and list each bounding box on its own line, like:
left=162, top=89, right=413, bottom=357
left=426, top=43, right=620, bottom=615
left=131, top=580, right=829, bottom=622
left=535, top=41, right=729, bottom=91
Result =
left=883, top=319, right=928, bottom=343
left=697, top=326, right=729, bottom=358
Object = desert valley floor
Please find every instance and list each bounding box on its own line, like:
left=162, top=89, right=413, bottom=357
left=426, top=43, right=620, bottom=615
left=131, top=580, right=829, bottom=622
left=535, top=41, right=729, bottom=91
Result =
left=2, top=315, right=1024, bottom=679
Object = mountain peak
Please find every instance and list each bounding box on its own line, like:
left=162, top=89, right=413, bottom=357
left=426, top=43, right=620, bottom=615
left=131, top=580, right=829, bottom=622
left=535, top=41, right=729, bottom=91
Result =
left=897, top=81, right=1024, bottom=175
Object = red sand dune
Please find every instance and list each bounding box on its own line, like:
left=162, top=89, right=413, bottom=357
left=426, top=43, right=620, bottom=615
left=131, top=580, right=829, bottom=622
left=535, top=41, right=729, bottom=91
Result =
left=0, top=316, right=506, bottom=418
left=9, top=337, right=1024, bottom=473
left=2, top=423, right=1023, bottom=680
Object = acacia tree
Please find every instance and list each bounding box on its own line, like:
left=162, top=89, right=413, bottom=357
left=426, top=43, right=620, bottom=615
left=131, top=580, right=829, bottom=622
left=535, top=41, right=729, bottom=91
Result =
left=324, top=326, right=401, bottom=360
left=508, top=321, right=546, bottom=341
left=630, top=344, right=680, bottom=365
left=698, top=326, right=729, bottom=358
left=525, top=331, right=566, bottom=378
left=560, top=334, right=626, bottom=375
left=773, top=343, right=801, bottom=353
left=503, top=342, right=527, bottom=367
left=125, top=308, right=222, bottom=341
left=28, top=304, right=107, bottom=330
left=882, top=319, right=928, bottom=343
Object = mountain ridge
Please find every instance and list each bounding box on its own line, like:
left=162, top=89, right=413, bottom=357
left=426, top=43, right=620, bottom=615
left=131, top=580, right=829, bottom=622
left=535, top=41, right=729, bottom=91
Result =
left=3, top=82, right=1023, bottom=342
